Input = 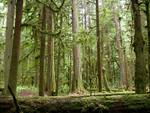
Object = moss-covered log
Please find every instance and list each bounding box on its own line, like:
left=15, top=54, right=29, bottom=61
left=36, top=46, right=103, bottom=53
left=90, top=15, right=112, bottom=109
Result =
left=0, top=94, right=150, bottom=113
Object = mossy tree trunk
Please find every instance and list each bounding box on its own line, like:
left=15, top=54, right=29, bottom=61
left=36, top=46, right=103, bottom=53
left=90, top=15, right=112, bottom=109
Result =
left=145, top=0, right=150, bottom=91
left=124, top=55, right=130, bottom=90
left=33, top=29, right=39, bottom=87
left=106, top=40, right=113, bottom=86
left=1, top=95, right=150, bottom=113
left=39, top=5, right=46, bottom=96
left=69, top=51, right=72, bottom=92
left=112, top=2, right=127, bottom=89
left=56, top=42, right=61, bottom=95
left=96, top=0, right=102, bottom=92
left=103, top=69, right=110, bottom=92
left=131, top=0, right=147, bottom=94
left=46, top=8, right=56, bottom=96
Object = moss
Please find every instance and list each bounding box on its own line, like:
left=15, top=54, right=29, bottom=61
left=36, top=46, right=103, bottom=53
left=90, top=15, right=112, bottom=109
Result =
left=1, top=94, right=150, bottom=113
left=122, top=94, right=150, bottom=110
left=81, top=102, right=109, bottom=113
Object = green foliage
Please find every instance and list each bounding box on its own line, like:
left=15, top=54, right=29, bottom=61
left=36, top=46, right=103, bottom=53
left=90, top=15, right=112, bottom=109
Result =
left=17, top=86, right=38, bottom=96
left=0, top=0, right=147, bottom=96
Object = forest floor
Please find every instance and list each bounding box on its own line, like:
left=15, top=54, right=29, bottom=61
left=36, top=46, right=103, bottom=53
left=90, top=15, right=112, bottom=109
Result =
left=0, top=92, right=150, bottom=113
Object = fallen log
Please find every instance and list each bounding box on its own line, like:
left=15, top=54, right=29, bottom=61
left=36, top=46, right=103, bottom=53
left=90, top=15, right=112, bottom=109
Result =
left=0, top=94, right=150, bottom=113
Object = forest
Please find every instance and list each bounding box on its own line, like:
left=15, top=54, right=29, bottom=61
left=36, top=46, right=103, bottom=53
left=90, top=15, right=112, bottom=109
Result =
left=0, top=0, right=150, bottom=113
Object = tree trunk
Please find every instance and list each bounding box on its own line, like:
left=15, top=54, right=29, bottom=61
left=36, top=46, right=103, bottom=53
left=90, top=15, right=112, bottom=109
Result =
left=4, top=0, right=15, bottom=95
left=69, top=51, right=72, bottom=92
left=124, top=55, right=129, bottom=90
left=8, top=0, right=23, bottom=95
left=8, top=0, right=23, bottom=96
left=2, top=95, right=150, bottom=113
left=56, top=42, right=61, bottom=96
left=106, top=40, right=113, bottom=85
left=131, top=0, right=147, bottom=94
left=96, top=0, right=102, bottom=92
left=33, top=30, right=39, bottom=87
left=87, top=47, right=91, bottom=89
left=112, top=3, right=127, bottom=89
left=39, top=5, right=46, bottom=96
left=35, top=57, right=39, bottom=87
left=46, top=8, right=56, bottom=96
left=145, top=0, right=150, bottom=91
left=71, top=0, right=84, bottom=93
left=103, top=75, right=110, bottom=92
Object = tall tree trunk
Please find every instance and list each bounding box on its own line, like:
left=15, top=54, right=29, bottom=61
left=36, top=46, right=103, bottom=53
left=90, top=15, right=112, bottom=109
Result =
left=83, top=0, right=87, bottom=30
left=102, top=68, right=110, bottom=92
left=46, top=8, right=56, bottom=96
left=56, top=42, right=61, bottom=96
left=71, top=0, right=77, bottom=92
left=131, top=0, right=147, bottom=94
left=96, top=0, right=102, bottom=92
left=124, top=55, right=129, bottom=90
left=33, top=29, right=39, bottom=87
left=69, top=51, right=72, bottom=92
left=87, top=47, right=91, bottom=89
left=101, top=30, right=110, bottom=92
left=4, top=0, right=15, bottom=95
left=39, top=5, right=46, bottom=96
left=71, top=0, right=84, bottom=93
left=106, top=40, right=113, bottom=85
left=145, top=0, right=150, bottom=91
left=56, top=14, right=63, bottom=95
left=8, top=0, right=23, bottom=95
left=112, top=3, right=126, bottom=88
left=35, top=58, right=39, bottom=87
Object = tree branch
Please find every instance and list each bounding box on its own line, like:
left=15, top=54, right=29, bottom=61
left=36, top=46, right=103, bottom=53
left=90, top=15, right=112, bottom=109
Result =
left=8, top=85, right=20, bottom=113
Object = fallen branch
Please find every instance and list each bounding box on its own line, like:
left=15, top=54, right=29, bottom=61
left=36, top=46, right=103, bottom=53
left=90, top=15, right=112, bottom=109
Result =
left=8, top=85, right=20, bottom=113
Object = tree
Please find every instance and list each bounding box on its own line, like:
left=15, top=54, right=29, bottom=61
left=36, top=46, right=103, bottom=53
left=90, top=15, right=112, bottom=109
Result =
left=0, top=0, right=146, bottom=96
left=144, top=0, right=150, bottom=91
left=4, top=0, right=15, bottom=95
left=131, top=0, right=147, bottom=93
left=46, top=8, right=56, bottom=96
left=112, top=1, right=127, bottom=89
left=56, top=41, right=61, bottom=95
left=71, top=0, right=84, bottom=93
left=39, top=5, right=46, bottom=96
left=8, top=0, right=23, bottom=95
left=96, top=0, right=102, bottom=92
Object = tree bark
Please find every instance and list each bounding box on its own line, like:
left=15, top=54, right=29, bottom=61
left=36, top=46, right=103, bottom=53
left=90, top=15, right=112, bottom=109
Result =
left=112, top=3, right=127, bottom=89
left=69, top=51, right=72, bottom=92
left=4, top=0, right=15, bottom=95
left=106, top=40, right=113, bottom=85
left=71, top=0, right=84, bottom=93
left=103, top=69, right=110, bottom=92
left=145, top=0, right=150, bottom=91
left=8, top=0, right=23, bottom=96
left=56, top=42, right=61, bottom=96
left=39, top=5, right=46, bottom=96
left=1, top=94, right=150, bottom=113
left=46, top=8, right=56, bottom=96
left=96, top=0, right=102, bottom=92
left=33, top=30, right=39, bottom=87
left=131, top=0, right=147, bottom=94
